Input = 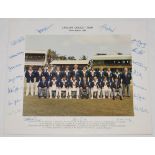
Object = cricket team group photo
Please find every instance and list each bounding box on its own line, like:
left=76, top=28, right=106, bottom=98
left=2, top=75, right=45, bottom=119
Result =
left=23, top=35, right=134, bottom=116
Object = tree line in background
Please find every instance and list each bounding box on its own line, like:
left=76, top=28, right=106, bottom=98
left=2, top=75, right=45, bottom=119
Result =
left=47, top=49, right=88, bottom=64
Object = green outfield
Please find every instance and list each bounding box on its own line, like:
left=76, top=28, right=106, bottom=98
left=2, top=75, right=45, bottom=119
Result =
left=23, top=90, right=134, bottom=116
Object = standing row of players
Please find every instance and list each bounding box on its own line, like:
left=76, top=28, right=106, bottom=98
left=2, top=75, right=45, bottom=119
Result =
left=25, top=64, right=132, bottom=100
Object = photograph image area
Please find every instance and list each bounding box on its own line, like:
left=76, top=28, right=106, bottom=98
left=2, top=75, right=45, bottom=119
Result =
left=23, top=35, right=133, bottom=116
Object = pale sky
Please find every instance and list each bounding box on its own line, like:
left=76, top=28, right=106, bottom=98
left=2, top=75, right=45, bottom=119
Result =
left=26, top=35, right=131, bottom=59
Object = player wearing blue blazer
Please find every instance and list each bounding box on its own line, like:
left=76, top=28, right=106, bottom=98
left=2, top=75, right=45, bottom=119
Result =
left=38, top=76, right=49, bottom=98
left=52, top=66, right=63, bottom=82
left=25, top=66, right=35, bottom=96
left=121, top=67, right=132, bottom=97
left=72, top=64, right=80, bottom=80
left=34, top=67, right=44, bottom=95
left=44, top=67, right=53, bottom=83
left=63, top=66, right=71, bottom=81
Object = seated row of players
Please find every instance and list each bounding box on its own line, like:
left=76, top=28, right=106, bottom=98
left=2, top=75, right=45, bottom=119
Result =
left=25, top=64, right=132, bottom=100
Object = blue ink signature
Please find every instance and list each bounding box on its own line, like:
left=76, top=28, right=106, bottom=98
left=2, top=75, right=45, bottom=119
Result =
left=36, top=24, right=53, bottom=33
left=134, top=94, right=145, bottom=102
left=9, top=51, right=24, bottom=59
left=8, top=64, right=22, bottom=71
left=101, top=24, right=116, bottom=32
left=8, top=98, right=22, bottom=106
left=132, top=61, right=147, bottom=71
left=133, top=82, right=147, bottom=91
left=132, top=39, right=146, bottom=48
left=8, top=86, right=23, bottom=94
left=132, top=69, right=143, bottom=79
left=8, top=75, right=23, bottom=83
left=134, top=105, right=148, bottom=113
left=10, top=36, right=25, bottom=46
left=132, top=48, right=145, bottom=55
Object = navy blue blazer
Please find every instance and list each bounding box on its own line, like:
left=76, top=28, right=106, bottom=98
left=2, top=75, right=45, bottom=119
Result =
left=71, top=70, right=80, bottom=80
left=60, top=80, right=69, bottom=88
left=111, top=80, right=122, bottom=89
left=52, top=71, right=63, bottom=81
left=78, top=79, right=90, bottom=88
left=38, top=80, right=49, bottom=88
left=90, top=80, right=100, bottom=88
left=44, top=71, right=53, bottom=82
left=25, top=70, right=35, bottom=83
left=70, top=80, right=79, bottom=88
left=121, top=72, right=132, bottom=85
left=100, top=80, right=111, bottom=88
left=63, top=70, right=71, bottom=80
left=113, top=72, right=121, bottom=80
left=35, top=71, right=44, bottom=82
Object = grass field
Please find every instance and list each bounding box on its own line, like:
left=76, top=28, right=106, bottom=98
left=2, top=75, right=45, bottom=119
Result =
left=23, top=90, right=134, bottom=116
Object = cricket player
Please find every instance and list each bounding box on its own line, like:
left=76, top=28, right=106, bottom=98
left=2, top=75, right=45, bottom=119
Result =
left=72, top=64, right=80, bottom=80
left=34, top=67, right=44, bottom=95
left=38, top=76, right=49, bottom=98
left=53, top=66, right=63, bottom=82
left=63, top=66, right=71, bottom=81
left=113, top=69, right=121, bottom=81
left=59, top=76, right=69, bottom=99
left=121, top=67, right=132, bottom=97
left=69, top=76, right=79, bottom=99
left=49, top=76, right=58, bottom=99
left=44, top=66, right=53, bottom=83
left=101, top=76, right=111, bottom=99
left=80, top=66, right=88, bottom=78
left=106, top=68, right=113, bottom=82
left=79, top=77, right=90, bottom=98
left=111, top=77, right=123, bottom=100
left=25, top=66, right=35, bottom=96
left=90, top=76, right=101, bottom=99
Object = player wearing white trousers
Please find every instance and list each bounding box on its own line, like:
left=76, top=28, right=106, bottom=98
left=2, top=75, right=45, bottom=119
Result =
left=49, top=86, right=58, bottom=99
left=49, top=78, right=59, bottom=99
left=69, top=87, right=79, bottom=99
left=58, top=78, right=69, bottom=99
left=57, top=87, right=69, bottom=99
left=25, top=67, right=35, bottom=96
left=101, top=77, right=111, bottom=99
left=26, top=82, right=34, bottom=96
left=91, top=87, right=101, bottom=99
left=34, top=82, right=38, bottom=95
left=90, top=77, right=101, bottom=99
left=102, top=86, right=111, bottom=99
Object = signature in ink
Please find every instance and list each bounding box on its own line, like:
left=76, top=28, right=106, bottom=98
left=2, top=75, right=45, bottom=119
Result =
left=134, top=94, right=145, bottom=102
left=10, top=36, right=25, bottom=46
left=132, top=61, right=147, bottom=71
left=132, top=69, right=143, bottom=79
left=8, top=64, right=22, bottom=71
left=132, top=48, right=145, bottom=55
left=133, top=82, right=147, bottom=91
left=134, top=105, right=148, bottom=113
left=132, top=39, right=146, bottom=48
left=8, top=98, right=22, bottom=106
left=101, top=24, right=116, bottom=32
left=9, top=51, right=24, bottom=59
left=8, top=86, right=23, bottom=94
left=36, top=24, right=53, bottom=33
left=8, top=75, right=23, bottom=83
